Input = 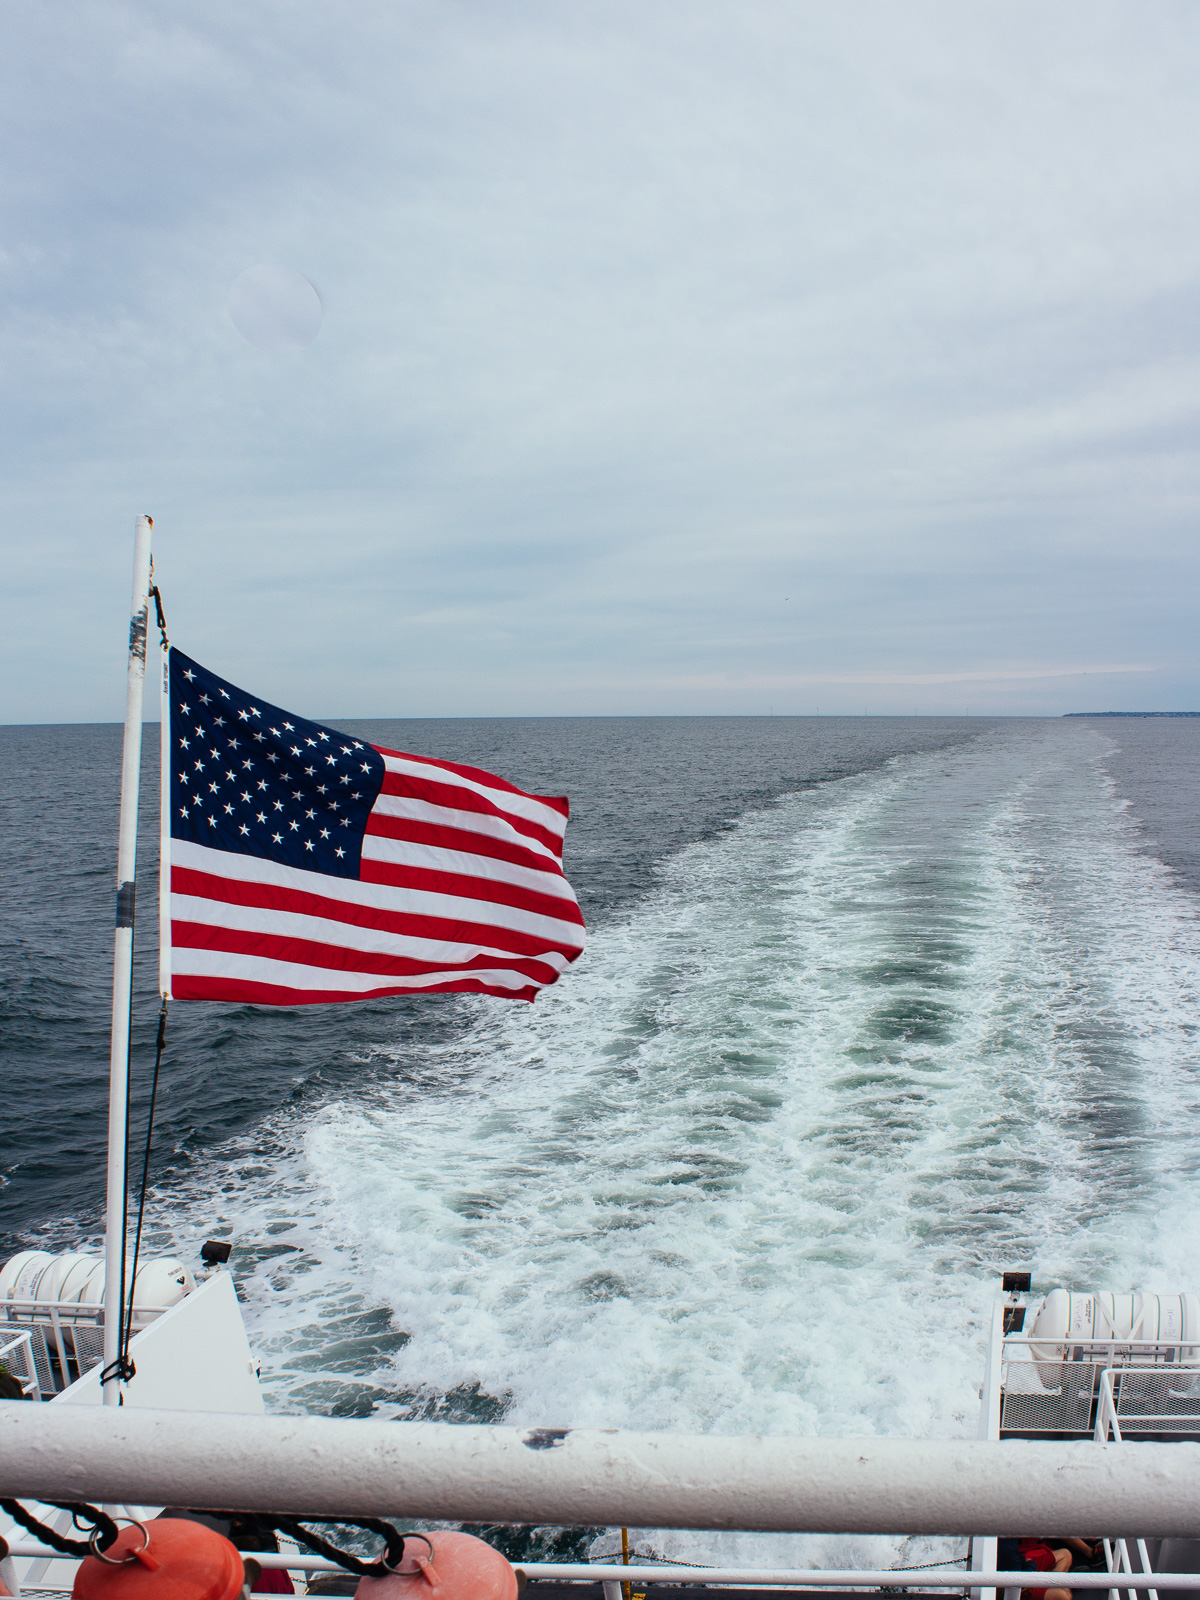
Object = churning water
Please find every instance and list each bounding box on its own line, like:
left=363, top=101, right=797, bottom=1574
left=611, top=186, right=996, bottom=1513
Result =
left=4, top=713, right=1200, bottom=1566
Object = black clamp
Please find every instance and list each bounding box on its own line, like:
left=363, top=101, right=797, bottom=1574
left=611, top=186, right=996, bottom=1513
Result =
left=99, top=1355, right=137, bottom=1387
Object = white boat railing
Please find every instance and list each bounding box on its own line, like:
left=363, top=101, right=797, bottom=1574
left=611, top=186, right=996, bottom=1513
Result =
left=996, top=1342, right=1200, bottom=1440
left=1092, top=1366, right=1200, bottom=1441
left=973, top=1306, right=1200, bottom=1600
left=0, top=1328, right=39, bottom=1400
left=0, top=1298, right=173, bottom=1394
left=1003, top=1337, right=1200, bottom=1360
left=3, top=1405, right=1200, bottom=1535
left=1096, top=1369, right=1124, bottom=1445
left=1102, top=1534, right=1162, bottom=1600
left=521, top=1572, right=1200, bottom=1591
left=0, top=1295, right=174, bottom=1323
left=11, top=1542, right=1200, bottom=1593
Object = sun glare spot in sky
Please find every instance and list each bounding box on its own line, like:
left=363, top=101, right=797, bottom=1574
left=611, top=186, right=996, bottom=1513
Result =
left=228, top=265, right=323, bottom=352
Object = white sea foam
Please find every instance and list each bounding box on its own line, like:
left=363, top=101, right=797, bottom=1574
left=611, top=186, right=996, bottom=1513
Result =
left=155, top=721, right=1200, bottom=1567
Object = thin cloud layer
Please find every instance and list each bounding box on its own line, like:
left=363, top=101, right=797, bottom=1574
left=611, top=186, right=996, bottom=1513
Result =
left=1, top=1, right=1198, bottom=719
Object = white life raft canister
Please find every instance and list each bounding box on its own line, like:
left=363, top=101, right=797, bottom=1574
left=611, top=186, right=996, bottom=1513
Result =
left=1028, top=1289, right=1200, bottom=1362
left=0, top=1251, right=194, bottom=1325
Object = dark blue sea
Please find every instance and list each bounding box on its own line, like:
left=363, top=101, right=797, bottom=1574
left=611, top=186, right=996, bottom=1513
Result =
left=3, top=714, right=1200, bottom=1561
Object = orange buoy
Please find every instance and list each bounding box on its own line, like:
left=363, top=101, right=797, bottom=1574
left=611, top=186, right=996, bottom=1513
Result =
left=354, top=1532, right=518, bottom=1600
left=72, top=1520, right=245, bottom=1600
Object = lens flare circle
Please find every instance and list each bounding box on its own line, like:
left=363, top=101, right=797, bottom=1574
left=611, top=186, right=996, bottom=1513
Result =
left=228, top=264, right=322, bottom=351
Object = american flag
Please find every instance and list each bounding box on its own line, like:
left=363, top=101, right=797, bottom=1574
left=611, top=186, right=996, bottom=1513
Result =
left=161, top=649, right=585, bottom=1004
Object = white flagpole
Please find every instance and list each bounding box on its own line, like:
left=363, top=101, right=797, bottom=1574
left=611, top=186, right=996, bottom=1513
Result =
left=102, top=513, right=154, bottom=1405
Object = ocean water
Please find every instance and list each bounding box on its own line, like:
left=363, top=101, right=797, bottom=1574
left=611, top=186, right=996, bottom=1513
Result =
left=3, top=714, right=1200, bottom=1567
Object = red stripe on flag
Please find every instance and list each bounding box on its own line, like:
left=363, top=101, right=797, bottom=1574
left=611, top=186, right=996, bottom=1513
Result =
left=166, top=704, right=583, bottom=1007
left=172, top=974, right=541, bottom=1005
left=377, top=771, right=565, bottom=858
left=364, top=812, right=565, bottom=877
left=172, top=920, right=564, bottom=986
left=171, top=866, right=584, bottom=960
left=359, top=858, right=586, bottom=927
left=372, top=743, right=569, bottom=817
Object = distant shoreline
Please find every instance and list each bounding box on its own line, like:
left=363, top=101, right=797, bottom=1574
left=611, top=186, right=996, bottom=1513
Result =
left=1063, top=711, right=1200, bottom=718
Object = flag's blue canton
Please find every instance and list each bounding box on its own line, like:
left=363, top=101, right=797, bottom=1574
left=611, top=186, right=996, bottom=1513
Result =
left=169, top=649, right=385, bottom=879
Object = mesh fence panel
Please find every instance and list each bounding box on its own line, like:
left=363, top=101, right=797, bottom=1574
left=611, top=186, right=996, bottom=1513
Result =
left=1001, top=1362, right=1098, bottom=1433
left=1112, top=1367, right=1200, bottom=1432
left=0, top=1320, right=53, bottom=1396
left=69, top=1323, right=105, bottom=1375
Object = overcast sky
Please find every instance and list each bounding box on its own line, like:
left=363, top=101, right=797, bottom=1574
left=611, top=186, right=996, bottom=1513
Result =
left=2, top=1, right=1198, bottom=720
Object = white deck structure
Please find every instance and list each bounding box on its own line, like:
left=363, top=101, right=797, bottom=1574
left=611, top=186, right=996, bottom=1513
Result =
left=0, top=1272, right=262, bottom=1592
left=5, top=1272, right=1200, bottom=1593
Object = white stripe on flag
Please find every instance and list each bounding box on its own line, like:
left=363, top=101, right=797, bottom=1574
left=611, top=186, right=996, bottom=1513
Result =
left=378, top=752, right=568, bottom=838
left=369, top=791, right=561, bottom=863
left=172, top=892, right=572, bottom=972
left=359, top=833, right=578, bottom=899
left=172, top=946, right=538, bottom=994
left=172, top=840, right=586, bottom=949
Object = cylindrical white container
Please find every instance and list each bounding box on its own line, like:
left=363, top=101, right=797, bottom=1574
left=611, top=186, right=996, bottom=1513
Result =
left=0, top=1251, right=194, bottom=1327
left=1028, top=1289, right=1200, bottom=1362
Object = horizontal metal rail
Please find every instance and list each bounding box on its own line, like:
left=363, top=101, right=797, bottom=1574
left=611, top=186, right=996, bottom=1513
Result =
left=1112, top=1414, right=1200, bottom=1426
left=1004, top=1339, right=1200, bottom=1350
left=4, top=1404, right=1200, bottom=1535
left=11, top=1547, right=1200, bottom=1591
left=0, top=1298, right=172, bottom=1320
left=527, top=1573, right=1200, bottom=1589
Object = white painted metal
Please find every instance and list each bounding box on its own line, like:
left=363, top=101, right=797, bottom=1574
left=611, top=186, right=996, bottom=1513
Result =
left=1135, top=1537, right=1161, bottom=1600
left=0, top=1298, right=173, bottom=1398
left=1, top=1297, right=173, bottom=1322
left=56, top=1271, right=263, bottom=1412
left=10, top=1549, right=1200, bottom=1591
left=2, top=1407, right=1200, bottom=1534
left=0, top=1327, right=38, bottom=1398
left=972, top=1298, right=1006, bottom=1600
left=1097, top=1369, right=1124, bottom=1444
left=0, top=1252, right=193, bottom=1318
left=518, top=1572, right=1200, bottom=1590
left=103, top=512, right=154, bottom=1405
left=0, top=1284, right=262, bottom=1587
left=517, top=1572, right=1200, bottom=1590
left=1095, top=1372, right=1160, bottom=1600
left=978, top=1299, right=1006, bottom=1441
left=1029, top=1292, right=1200, bottom=1364
left=1002, top=1338, right=1200, bottom=1357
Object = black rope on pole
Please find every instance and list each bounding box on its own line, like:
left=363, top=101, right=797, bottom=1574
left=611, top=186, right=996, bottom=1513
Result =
left=120, top=996, right=168, bottom=1379
left=2, top=1500, right=413, bottom=1579
left=101, top=965, right=137, bottom=1393
left=150, top=583, right=169, bottom=647
left=265, top=1516, right=409, bottom=1578
left=0, top=1500, right=120, bottom=1557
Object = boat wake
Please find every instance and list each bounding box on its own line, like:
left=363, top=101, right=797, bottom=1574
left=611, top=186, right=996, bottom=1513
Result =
left=149, top=720, right=1200, bottom=1565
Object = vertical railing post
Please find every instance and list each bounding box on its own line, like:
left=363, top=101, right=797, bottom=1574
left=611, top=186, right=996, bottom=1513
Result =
left=972, top=1298, right=1006, bottom=1600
